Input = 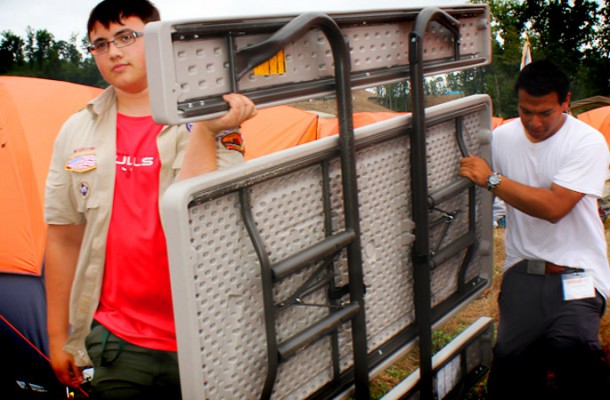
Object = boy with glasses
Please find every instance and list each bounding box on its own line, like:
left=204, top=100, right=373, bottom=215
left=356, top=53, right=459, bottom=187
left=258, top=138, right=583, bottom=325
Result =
left=44, top=0, right=256, bottom=398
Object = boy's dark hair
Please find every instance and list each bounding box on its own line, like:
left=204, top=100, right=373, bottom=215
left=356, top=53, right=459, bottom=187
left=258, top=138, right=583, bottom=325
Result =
left=87, top=0, right=160, bottom=37
left=514, top=59, right=570, bottom=104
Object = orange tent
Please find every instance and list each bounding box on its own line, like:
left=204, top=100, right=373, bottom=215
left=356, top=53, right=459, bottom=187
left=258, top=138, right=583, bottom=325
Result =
left=492, top=117, right=518, bottom=129
left=241, top=107, right=407, bottom=159
left=577, top=105, right=610, bottom=147
left=240, top=105, right=319, bottom=160
left=0, top=77, right=102, bottom=275
left=492, top=117, right=504, bottom=130
left=317, top=111, right=406, bottom=138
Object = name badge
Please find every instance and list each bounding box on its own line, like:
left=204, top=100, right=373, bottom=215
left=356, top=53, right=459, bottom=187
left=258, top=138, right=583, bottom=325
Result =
left=562, top=272, right=595, bottom=301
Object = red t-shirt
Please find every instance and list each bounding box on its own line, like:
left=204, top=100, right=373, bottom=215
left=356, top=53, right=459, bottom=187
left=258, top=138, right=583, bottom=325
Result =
left=94, top=113, right=176, bottom=351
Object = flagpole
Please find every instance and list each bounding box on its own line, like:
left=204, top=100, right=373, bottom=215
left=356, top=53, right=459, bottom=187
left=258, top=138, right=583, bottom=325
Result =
left=520, top=34, right=532, bottom=70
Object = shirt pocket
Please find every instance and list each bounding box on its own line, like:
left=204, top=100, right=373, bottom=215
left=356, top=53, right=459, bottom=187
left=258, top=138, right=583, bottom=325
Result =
left=70, top=168, right=101, bottom=213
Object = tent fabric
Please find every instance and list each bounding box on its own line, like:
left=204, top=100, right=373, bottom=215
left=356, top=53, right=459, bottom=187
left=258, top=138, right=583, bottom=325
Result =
left=0, top=272, right=64, bottom=396
left=240, top=106, right=405, bottom=160
left=317, top=111, right=407, bottom=138
left=492, top=117, right=504, bottom=130
left=577, top=105, right=610, bottom=147
left=0, top=76, right=100, bottom=395
left=492, top=117, right=517, bottom=130
left=240, top=105, right=319, bottom=160
left=0, top=76, right=102, bottom=275
left=570, top=96, right=610, bottom=114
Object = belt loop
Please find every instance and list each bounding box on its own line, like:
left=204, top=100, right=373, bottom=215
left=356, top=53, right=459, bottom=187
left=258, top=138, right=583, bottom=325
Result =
left=526, top=259, right=546, bottom=275
left=100, top=326, right=125, bottom=367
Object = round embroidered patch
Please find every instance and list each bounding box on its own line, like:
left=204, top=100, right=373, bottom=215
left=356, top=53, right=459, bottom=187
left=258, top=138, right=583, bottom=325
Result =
left=79, top=181, right=91, bottom=199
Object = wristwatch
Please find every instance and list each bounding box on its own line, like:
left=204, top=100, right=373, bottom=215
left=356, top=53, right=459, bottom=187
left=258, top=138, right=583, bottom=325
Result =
left=486, top=172, right=502, bottom=191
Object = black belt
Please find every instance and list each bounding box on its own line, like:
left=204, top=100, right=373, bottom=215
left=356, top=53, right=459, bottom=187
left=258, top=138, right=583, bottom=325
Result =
left=526, top=260, right=584, bottom=275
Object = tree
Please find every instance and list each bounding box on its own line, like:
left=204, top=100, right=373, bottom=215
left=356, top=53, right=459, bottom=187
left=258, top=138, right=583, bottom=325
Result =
left=600, top=1, right=610, bottom=58
left=376, top=0, right=608, bottom=117
left=1, top=27, right=103, bottom=87
left=0, top=31, right=25, bottom=74
left=472, top=0, right=608, bottom=117
left=374, top=81, right=411, bottom=111
left=524, top=0, right=602, bottom=98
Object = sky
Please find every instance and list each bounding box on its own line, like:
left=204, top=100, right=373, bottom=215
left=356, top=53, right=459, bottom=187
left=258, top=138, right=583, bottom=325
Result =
left=0, top=0, right=468, bottom=43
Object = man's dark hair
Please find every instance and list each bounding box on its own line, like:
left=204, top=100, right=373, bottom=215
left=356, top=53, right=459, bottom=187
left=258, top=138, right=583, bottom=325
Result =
left=514, top=60, right=570, bottom=104
left=87, top=0, right=160, bottom=37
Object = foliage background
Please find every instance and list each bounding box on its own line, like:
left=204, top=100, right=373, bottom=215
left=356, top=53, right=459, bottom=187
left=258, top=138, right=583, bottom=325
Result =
left=1, top=1, right=608, bottom=118
left=374, top=0, right=610, bottom=117
left=0, top=27, right=105, bottom=87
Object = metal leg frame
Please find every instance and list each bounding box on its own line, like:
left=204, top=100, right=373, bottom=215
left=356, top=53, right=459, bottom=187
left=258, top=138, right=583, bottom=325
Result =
left=235, top=13, right=370, bottom=400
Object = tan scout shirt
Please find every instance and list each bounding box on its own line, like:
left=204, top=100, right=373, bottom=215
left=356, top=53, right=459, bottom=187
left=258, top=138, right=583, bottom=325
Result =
left=44, top=87, right=243, bottom=366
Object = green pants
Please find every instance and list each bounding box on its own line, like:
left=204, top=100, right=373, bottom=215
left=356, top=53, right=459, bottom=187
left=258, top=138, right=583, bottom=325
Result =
left=85, top=323, right=182, bottom=400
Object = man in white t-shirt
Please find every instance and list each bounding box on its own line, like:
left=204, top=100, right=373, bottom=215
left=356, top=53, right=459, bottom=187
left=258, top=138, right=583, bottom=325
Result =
left=460, top=60, right=610, bottom=399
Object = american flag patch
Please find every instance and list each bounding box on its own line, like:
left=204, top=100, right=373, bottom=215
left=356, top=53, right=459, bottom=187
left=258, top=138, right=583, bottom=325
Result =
left=65, top=152, right=97, bottom=172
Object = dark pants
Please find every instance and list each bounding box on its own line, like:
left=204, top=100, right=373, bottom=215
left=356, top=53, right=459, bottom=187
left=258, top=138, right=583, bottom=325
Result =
left=488, top=260, right=609, bottom=399
left=85, top=323, right=182, bottom=400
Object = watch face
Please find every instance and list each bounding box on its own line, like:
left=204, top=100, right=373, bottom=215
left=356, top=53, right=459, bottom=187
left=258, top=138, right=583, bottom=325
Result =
left=489, top=174, right=500, bottom=185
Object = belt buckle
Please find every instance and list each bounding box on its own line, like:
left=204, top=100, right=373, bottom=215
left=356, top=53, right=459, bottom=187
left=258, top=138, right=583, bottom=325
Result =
left=527, top=260, right=546, bottom=275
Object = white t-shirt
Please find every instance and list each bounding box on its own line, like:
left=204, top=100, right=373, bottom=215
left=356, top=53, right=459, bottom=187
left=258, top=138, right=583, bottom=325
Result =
left=492, top=115, right=610, bottom=297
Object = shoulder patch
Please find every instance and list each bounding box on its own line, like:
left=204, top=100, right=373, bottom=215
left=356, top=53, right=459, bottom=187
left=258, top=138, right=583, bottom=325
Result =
left=79, top=181, right=91, bottom=198
left=217, top=129, right=245, bottom=155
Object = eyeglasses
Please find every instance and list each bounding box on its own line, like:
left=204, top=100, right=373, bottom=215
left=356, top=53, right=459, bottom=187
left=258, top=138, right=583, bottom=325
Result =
left=87, top=31, right=144, bottom=55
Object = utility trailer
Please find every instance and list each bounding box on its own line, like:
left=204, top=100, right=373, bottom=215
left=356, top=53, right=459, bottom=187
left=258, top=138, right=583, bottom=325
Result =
left=145, top=4, right=495, bottom=399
